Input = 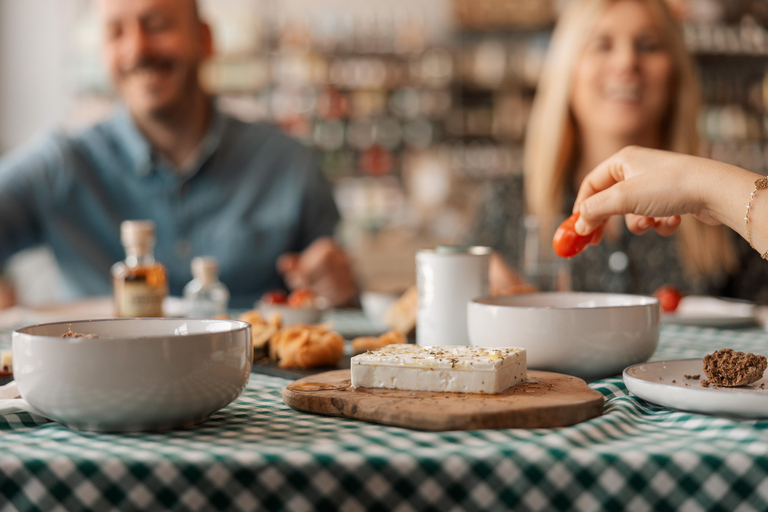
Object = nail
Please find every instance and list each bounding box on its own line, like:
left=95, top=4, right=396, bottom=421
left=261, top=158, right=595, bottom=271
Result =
left=575, top=218, right=587, bottom=235
left=638, top=218, right=651, bottom=230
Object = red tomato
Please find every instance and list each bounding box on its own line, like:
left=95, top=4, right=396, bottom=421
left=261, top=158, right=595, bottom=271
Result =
left=261, top=290, right=287, bottom=305
left=552, top=213, right=595, bottom=258
left=654, top=285, right=683, bottom=313
left=287, top=289, right=315, bottom=308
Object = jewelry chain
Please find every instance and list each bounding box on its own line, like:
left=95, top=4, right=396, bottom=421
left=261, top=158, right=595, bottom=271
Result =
left=745, top=177, right=768, bottom=260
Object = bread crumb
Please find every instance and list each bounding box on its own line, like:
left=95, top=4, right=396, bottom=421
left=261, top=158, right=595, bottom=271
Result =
left=703, top=349, right=767, bottom=387
left=684, top=374, right=700, bottom=380
left=61, top=331, right=99, bottom=339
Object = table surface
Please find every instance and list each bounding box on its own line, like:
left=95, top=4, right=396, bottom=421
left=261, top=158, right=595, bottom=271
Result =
left=1, top=307, right=768, bottom=511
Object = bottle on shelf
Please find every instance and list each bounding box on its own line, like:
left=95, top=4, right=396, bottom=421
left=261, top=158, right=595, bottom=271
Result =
left=112, top=220, right=168, bottom=317
left=183, top=257, right=230, bottom=318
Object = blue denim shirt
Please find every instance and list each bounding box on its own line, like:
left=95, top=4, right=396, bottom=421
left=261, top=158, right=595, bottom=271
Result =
left=0, top=107, right=340, bottom=308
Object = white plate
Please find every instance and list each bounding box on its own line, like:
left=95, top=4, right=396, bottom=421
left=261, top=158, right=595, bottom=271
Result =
left=623, top=359, right=768, bottom=418
left=660, top=296, right=757, bottom=328
left=661, top=314, right=757, bottom=328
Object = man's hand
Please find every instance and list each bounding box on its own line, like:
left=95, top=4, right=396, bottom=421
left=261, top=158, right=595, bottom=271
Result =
left=0, top=280, right=16, bottom=310
left=277, top=238, right=357, bottom=308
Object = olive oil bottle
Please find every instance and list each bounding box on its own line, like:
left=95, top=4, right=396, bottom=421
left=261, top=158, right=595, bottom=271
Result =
left=112, top=220, right=168, bottom=317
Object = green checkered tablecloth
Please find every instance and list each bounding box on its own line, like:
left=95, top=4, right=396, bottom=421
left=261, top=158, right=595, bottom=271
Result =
left=1, top=325, right=768, bottom=511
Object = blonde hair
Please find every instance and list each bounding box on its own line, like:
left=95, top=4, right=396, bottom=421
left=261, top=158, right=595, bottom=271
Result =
left=524, top=0, right=736, bottom=278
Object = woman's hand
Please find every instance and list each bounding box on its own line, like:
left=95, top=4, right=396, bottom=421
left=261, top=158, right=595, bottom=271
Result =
left=0, top=280, right=15, bottom=310
left=489, top=253, right=538, bottom=296
left=573, top=146, right=728, bottom=237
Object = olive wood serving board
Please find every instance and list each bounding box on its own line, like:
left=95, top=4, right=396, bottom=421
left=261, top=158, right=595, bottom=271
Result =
left=282, top=369, right=604, bottom=431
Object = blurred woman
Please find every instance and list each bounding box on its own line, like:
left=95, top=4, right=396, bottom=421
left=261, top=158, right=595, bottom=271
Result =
left=472, top=0, right=768, bottom=301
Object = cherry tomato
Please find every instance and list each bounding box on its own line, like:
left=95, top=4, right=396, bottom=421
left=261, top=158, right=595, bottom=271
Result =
left=654, top=285, right=683, bottom=313
left=287, top=289, right=315, bottom=308
left=552, top=213, right=595, bottom=258
left=261, top=290, right=287, bottom=305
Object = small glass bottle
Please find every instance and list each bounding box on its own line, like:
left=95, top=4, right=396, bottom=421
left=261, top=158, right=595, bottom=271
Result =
left=111, top=220, right=168, bottom=317
left=183, top=256, right=230, bottom=318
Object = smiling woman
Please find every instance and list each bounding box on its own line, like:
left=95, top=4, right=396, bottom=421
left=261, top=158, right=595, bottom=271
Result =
left=470, top=0, right=768, bottom=303
left=570, top=0, right=674, bottom=157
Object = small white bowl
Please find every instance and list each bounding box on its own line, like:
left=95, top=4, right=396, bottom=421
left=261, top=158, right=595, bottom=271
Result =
left=12, top=318, right=252, bottom=432
left=467, top=292, right=659, bottom=380
left=360, top=291, right=399, bottom=325
left=257, top=303, right=326, bottom=326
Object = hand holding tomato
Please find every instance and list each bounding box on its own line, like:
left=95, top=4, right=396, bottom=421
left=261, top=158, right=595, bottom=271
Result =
left=552, top=213, right=597, bottom=258
left=654, top=285, right=683, bottom=313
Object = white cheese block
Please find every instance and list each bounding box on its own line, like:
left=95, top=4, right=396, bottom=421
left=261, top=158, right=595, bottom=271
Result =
left=350, top=345, right=526, bottom=394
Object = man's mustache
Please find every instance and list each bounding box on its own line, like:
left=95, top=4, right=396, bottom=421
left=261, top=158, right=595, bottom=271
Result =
left=120, top=56, right=174, bottom=75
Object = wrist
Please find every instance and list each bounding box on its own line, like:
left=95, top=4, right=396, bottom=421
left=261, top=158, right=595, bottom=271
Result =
left=695, top=161, right=752, bottom=232
left=705, top=163, right=768, bottom=258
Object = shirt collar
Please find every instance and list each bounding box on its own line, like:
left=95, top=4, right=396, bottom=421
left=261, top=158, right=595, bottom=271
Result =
left=111, top=102, right=227, bottom=179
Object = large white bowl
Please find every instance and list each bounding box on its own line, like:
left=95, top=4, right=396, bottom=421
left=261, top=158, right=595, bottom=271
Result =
left=467, top=292, right=659, bottom=380
left=12, top=318, right=252, bottom=432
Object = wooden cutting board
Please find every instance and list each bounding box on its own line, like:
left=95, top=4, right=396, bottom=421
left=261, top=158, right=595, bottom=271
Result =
left=282, top=369, right=604, bottom=431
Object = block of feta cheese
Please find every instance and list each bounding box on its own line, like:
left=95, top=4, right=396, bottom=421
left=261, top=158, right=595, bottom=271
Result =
left=350, top=345, right=526, bottom=394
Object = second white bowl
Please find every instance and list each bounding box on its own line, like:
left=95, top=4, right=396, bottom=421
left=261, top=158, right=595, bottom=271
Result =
left=467, top=292, right=660, bottom=380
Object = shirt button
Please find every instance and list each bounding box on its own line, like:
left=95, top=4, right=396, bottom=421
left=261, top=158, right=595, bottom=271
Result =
left=176, top=239, right=192, bottom=259
left=608, top=251, right=629, bottom=273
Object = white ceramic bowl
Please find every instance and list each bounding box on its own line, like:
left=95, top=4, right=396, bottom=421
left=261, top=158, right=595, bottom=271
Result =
left=257, top=303, right=325, bottom=326
left=360, top=291, right=399, bottom=325
left=12, top=318, right=252, bottom=432
left=467, top=292, right=660, bottom=380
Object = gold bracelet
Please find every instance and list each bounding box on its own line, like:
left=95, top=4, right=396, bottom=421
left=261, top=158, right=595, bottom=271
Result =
left=746, top=176, right=768, bottom=260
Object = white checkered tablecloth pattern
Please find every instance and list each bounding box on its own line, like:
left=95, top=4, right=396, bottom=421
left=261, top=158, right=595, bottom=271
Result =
left=1, top=325, right=768, bottom=511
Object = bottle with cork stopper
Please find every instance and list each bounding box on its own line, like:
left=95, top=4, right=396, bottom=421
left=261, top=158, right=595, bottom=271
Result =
left=111, top=220, right=168, bottom=317
left=183, top=256, right=230, bottom=318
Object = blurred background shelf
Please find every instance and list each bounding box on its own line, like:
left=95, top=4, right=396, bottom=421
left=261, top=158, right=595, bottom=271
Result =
left=0, top=0, right=767, bottom=303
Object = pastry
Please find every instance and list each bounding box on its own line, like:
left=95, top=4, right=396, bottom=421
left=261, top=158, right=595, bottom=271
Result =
left=351, top=330, right=407, bottom=355
left=384, top=286, right=417, bottom=335
left=272, top=324, right=344, bottom=368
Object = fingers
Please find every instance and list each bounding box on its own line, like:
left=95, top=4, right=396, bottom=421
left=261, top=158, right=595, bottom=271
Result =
left=575, top=184, right=627, bottom=235
left=489, top=253, right=526, bottom=292
left=653, top=216, right=682, bottom=236
left=626, top=215, right=681, bottom=236
left=276, top=253, right=299, bottom=275
left=278, top=238, right=357, bottom=307
left=589, top=222, right=606, bottom=245
left=305, top=272, right=356, bottom=307
left=626, top=214, right=653, bottom=235
left=574, top=156, right=627, bottom=212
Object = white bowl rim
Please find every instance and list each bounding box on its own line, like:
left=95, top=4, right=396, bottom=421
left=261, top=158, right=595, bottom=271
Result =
left=257, top=302, right=329, bottom=312
left=471, top=291, right=659, bottom=310
left=14, top=317, right=251, bottom=341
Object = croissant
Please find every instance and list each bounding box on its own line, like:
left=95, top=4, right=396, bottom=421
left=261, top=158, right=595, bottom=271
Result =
left=239, top=309, right=282, bottom=359
left=384, top=286, right=417, bottom=335
left=275, top=325, right=344, bottom=368
left=352, top=330, right=407, bottom=355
